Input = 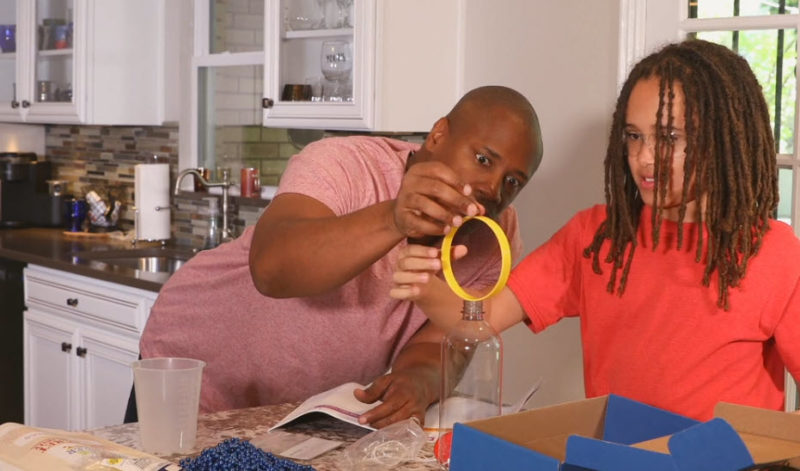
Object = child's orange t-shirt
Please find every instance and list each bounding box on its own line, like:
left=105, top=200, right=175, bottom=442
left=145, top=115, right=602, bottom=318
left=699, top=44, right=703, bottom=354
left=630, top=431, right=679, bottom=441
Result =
left=508, top=204, right=800, bottom=420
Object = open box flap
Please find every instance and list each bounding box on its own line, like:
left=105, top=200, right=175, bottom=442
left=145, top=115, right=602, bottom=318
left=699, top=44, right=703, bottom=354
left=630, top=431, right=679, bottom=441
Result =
left=667, top=418, right=754, bottom=471
left=603, top=394, right=700, bottom=444
left=713, top=402, right=800, bottom=464
left=456, top=395, right=609, bottom=460
left=566, top=435, right=677, bottom=471
left=715, top=402, right=800, bottom=444
left=450, top=422, right=561, bottom=471
left=450, top=396, right=610, bottom=470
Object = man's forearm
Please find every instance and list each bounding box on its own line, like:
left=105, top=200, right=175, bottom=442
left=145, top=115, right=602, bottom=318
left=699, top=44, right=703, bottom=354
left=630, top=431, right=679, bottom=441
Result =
left=250, top=199, right=404, bottom=297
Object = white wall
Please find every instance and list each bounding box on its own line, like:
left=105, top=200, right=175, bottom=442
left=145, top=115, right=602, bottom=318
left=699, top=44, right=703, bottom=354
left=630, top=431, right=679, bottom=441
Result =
left=461, top=1, right=621, bottom=408
left=0, top=124, right=45, bottom=155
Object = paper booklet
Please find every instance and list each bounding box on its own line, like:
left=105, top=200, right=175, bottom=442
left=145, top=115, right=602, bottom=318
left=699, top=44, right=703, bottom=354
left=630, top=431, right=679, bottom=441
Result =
left=269, top=382, right=379, bottom=432
left=0, top=422, right=180, bottom=471
left=269, top=378, right=543, bottom=439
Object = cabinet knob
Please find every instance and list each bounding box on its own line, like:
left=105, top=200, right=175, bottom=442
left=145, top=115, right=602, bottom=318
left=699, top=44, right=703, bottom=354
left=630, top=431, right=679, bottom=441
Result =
left=21, top=100, right=30, bottom=108
left=66, top=298, right=79, bottom=307
left=10, top=100, right=19, bottom=109
left=262, top=98, right=274, bottom=109
left=76, top=347, right=87, bottom=358
left=61, top=342, right=72, bottom=353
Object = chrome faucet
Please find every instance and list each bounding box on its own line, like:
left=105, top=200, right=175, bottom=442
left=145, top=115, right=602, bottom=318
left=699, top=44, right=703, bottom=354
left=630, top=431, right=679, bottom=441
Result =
left=174, top=168, right=234, bottom=241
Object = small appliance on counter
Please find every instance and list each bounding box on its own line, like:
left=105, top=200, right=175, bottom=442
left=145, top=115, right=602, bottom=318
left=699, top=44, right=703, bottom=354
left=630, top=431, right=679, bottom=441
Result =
left=0, top=152, right=67, bottom=228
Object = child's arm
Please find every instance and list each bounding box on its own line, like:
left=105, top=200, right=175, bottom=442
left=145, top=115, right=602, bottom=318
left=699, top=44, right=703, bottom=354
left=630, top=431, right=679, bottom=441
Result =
left=390, top=244, right=527, bottom=332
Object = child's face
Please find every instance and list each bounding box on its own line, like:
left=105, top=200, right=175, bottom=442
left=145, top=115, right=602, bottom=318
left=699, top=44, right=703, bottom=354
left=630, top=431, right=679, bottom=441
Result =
left=625, top=76, right=701, bottom=222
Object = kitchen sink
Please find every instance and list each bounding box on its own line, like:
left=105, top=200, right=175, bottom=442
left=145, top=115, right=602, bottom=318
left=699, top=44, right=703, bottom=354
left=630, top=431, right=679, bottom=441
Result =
left=71, top=246, right=197, bottom=275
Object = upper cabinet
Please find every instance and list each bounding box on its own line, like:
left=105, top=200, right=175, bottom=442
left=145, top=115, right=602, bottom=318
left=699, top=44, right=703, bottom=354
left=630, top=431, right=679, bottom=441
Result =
left=0, top=0, right=179, bottom=125
left=262, top=0, right=462, bottom=132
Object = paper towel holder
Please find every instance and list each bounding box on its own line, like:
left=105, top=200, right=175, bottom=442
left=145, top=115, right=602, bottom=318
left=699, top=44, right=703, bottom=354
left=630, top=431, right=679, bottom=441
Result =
left=132, top=204, right=172, bottom=246
left=133, top=157, right=172, bottom=246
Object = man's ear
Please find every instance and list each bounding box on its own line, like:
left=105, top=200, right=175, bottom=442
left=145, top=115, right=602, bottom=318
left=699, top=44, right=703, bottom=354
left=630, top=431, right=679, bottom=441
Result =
left=423, top=117, right=450, bottom=151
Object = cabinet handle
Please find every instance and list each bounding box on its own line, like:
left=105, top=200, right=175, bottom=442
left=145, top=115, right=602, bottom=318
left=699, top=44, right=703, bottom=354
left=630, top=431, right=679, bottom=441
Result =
left=66, top=298, right=78, bottom=307
left=61, top=342, right=72, bottom=353
left=262, top=98, right=274, bottom=109
left=10, top=100, right=19, bottom=109
left=21, top=100, right=30, bottom=108
left=76, top=347, right=87, bottom=358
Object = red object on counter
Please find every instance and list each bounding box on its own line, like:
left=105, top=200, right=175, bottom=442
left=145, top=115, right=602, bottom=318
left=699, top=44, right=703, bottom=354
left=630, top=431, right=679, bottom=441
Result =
left=240, top=167, right=260, bottom=198
left=434, top=431, right=453, bottom=466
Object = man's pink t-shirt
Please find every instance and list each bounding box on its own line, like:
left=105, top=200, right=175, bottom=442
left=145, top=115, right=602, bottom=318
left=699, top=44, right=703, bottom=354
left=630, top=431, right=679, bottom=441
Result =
left=140, top=136, right=522, bottom=412
left=508, top=204, right=800, bottom=420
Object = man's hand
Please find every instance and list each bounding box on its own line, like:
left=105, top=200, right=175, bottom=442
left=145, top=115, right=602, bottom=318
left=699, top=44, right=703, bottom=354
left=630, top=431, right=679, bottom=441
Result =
left=353, top=336, right=442, bottom=429
left=393, top=161, right=483, bottom=239
left=353, top=368, right=437, bottom=429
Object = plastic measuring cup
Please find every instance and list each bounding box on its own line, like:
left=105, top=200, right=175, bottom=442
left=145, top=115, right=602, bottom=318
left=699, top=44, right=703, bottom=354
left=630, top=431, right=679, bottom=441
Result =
left=132, top=357, right=205, bottom=454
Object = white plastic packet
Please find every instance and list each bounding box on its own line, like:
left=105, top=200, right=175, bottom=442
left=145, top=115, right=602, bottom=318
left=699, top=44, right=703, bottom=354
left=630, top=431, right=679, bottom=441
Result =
left=339, top=417, right=427, bottom=470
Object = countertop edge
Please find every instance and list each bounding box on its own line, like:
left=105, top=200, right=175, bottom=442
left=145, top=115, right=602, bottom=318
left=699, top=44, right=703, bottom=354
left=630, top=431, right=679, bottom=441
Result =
left=0, top=229, right=173, bottom=292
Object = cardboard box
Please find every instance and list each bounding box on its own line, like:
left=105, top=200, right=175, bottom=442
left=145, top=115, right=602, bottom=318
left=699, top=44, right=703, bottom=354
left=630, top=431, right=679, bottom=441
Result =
left=449, top=394, right=699, bottom=470
left=631, top=402, right=800, bottom=470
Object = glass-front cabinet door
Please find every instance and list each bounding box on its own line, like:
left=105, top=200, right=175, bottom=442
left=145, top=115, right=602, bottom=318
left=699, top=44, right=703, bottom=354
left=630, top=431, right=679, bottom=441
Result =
left=0, top=1, right=19, bottom=120
left=26, top=0, right=79, bottom=122
left=263, top=0, right=375, bottom=130
left=0, top=0, right=78, bottom=123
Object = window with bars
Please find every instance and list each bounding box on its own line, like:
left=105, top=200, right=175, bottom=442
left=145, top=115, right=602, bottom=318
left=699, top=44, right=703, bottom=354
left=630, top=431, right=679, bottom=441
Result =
left=686, top=0, right=799, bottom=225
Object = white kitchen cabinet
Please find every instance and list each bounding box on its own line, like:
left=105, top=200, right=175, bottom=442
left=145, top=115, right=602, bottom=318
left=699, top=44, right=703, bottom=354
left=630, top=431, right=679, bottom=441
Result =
left=23, top=265, right=157, bottom=431
left=262, top=0, right=463, bottom=132
left=0, top=0, right=178, bottom=125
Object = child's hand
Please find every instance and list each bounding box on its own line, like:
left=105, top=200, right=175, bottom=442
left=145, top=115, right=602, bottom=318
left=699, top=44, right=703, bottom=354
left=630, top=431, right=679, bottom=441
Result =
left=390, top=244, right=467, bottom=300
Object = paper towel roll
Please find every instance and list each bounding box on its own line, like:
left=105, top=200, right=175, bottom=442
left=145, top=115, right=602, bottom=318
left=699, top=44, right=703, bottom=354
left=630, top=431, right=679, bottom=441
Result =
left=135, top=163, right=171, bottom=241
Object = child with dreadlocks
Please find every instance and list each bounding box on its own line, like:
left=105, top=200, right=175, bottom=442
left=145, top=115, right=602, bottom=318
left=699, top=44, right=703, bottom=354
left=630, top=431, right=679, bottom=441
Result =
left=389, top=39, right=800, bottom=421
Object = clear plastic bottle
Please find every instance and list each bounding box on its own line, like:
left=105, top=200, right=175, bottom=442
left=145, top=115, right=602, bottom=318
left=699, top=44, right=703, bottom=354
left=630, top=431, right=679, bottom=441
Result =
left=203, top=197, right=221, bottom=249
left=436, top=300, right=503, bottom=468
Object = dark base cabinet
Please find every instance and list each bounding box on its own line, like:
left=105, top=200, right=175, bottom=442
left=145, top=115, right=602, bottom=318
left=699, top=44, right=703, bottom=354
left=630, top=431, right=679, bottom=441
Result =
left=0, top=258, right=24, bottom=424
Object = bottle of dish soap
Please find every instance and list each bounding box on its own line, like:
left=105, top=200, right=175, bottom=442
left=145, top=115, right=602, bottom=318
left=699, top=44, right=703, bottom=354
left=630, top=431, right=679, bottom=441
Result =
left=203, top=196, right=221, bottom=249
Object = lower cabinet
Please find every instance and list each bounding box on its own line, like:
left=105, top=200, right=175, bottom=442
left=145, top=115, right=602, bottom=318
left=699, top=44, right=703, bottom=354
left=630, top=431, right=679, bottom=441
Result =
left=23, top=265, right=157, bottom=431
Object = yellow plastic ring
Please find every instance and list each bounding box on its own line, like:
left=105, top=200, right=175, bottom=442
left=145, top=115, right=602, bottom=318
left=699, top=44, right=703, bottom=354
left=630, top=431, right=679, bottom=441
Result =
left=441, top=216, right=511, bottom=301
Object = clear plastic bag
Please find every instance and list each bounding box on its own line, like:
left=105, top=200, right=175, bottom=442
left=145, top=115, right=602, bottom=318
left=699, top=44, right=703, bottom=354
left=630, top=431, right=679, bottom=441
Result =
left=339, top=418, right=427, bottom=470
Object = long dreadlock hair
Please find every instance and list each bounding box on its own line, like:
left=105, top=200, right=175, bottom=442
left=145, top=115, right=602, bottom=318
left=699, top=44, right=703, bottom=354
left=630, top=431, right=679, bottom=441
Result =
left=582, top=39, right=778, bottom=310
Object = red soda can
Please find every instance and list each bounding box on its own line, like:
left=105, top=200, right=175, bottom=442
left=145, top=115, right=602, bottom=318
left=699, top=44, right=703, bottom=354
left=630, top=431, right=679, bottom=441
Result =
left=240, top=167, right=260, bottom=198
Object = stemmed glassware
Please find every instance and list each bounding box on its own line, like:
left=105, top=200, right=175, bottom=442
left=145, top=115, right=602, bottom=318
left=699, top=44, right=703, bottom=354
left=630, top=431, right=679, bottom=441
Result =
left=335, top=0, right=353, bottom=28
left=320, top=40, right=352, bottom=101
left=316, top=0, right=352, bottom=28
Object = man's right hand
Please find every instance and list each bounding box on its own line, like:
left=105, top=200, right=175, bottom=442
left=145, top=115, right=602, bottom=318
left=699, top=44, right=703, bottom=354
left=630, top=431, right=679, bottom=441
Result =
left=392, top=161, right=483, bottom=240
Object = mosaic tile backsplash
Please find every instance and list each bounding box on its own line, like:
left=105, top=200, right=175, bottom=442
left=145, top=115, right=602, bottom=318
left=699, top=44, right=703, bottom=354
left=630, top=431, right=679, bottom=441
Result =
left=44, top=124, right=424, bottom=249
left=45, top=124, right=274, bottom=249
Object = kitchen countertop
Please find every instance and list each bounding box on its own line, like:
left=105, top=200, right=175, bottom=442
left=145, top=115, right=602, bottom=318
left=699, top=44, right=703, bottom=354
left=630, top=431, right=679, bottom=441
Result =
left=91, top=403, right=440, bottom=470
left=0, top=227, right=188, bottom=292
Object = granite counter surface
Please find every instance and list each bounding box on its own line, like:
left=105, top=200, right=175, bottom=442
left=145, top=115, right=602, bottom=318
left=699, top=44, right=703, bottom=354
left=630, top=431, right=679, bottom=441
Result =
left=91, top=403, right=440, bottom=470
left=0, top=227, right=191, bottom=291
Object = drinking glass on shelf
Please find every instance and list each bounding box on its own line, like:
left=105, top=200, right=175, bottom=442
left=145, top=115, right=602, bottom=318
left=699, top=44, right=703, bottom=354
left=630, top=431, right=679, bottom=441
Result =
left=0, top=24, right=15, bottom=53
left=284, top=0, right=324, bottom=31
left=336, top=0, right=353, bottom=28
left=320, top=40, right=352, bottom=102
left=318, top=0, right=340, bottom=29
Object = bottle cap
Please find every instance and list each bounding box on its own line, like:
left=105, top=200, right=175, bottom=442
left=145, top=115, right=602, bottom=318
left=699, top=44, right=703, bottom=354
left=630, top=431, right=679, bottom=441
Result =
left=441, top=216, right=511, bottom=301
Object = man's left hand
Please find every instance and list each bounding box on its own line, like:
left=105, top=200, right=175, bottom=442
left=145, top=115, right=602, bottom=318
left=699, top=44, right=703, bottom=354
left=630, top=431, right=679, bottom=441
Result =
left=354, top=368, right=436, bottom=429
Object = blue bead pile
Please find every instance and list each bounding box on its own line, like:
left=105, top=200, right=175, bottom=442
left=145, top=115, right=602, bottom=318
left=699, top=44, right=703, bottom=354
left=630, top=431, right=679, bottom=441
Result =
left=179, top=437, right=316, bottom=471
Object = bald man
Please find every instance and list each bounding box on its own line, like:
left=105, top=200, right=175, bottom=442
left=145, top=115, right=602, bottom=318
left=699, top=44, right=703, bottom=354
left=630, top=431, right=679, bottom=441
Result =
left=139, top=86, right=543, bottom=427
